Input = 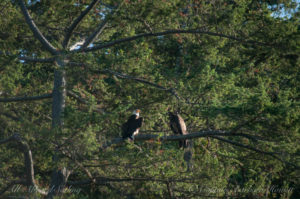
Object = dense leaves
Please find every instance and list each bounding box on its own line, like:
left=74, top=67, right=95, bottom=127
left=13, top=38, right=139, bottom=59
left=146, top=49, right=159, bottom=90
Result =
left=0, top=0, right=299, bottom=198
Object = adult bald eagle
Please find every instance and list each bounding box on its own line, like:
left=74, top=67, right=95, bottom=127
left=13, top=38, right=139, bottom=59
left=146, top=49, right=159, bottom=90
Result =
left=122, top=109, right=143, bottom=140
left=168, top=111, right=188, bottom=148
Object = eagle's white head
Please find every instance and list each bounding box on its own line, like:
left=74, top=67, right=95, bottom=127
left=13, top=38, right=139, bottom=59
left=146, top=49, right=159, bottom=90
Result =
left=132, top=109, right=140, bottom=117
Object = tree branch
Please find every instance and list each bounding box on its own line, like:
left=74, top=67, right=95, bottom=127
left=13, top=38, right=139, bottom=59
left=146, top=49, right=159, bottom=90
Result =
left=0, top=93, right=52, bottom=102
left=81, top=1, right=123, bottom=49
left=65, top=62, right=200, bottom=104
left=19, top=56, right=55, bottom=63
left=63, top=0, right=101, bottom=48
left=67, top=61, right=188, bottom=102
left=60, top=149, right=96, bottom=183
left=100, top=130, right=262, bottom=149
left=0, top=112, right=20, bottom=121
left=0, top=134, right=47, bottom=195
left=210, top=136, right=300, bottom=169
left=100, top=131, right=298, bottom=169
left=18, top=0, right=58, bottom=55
left=1, top=50, right=55, bottom=63
left=81, top=29, right=268, bottom=52
left=67, top=90, right=106, bottom=113
left=93, top=69, right=183, bottom=101
left=68, top=176, right=206, bottom=186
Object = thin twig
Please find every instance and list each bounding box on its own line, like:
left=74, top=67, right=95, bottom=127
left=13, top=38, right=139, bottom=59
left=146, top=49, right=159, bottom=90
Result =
left=67, top=90, right=106, bottom=113
left=100, top=130, right=298, bottom=169
left=93, top=69, right=183, bottom=101
left=0, top=93, right=52, bottom=102
left=81, top=29, right=269, bottom=53
left=60, top=149, right=96, bottom=183
left=63, top=0, right=101, bottom=48
left=81, top=1, right=123, bottom=49
left=210, top=136, right=300, bottom=169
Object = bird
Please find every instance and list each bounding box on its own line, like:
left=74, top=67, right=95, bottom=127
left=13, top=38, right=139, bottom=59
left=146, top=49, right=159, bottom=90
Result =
left=169, top=111, right=193, bottom=171
left=122, top=109, right=143, bottom=140
left=168, top=111, right=189, bottom=148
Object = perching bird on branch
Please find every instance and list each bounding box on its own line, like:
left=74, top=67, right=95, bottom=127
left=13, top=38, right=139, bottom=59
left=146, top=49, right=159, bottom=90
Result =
left=168, top=111, right=189, bottom=148
left=122, top=109, right=143, bottom=140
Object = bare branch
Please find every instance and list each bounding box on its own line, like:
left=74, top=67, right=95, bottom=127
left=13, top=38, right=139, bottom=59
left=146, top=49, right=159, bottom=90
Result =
left=100, top=130, right=261, bottom=149
left=81, top=29, right=269, bottom=53
left=100, top=131, right=298, bottom=169
left=81, top=1, right=123, bottom=49
left=0, top=133, right=47, bottom=195
left=18, top=0, right=58, bottom=55
left=210, top=136, right=300, bottom=169
left=93, top=69, right=183, bottom=101
left=63, top=0, right=101, bottom=48
left=0, top=93, right=52, bottom=102
left=66, top=62, right=196, bottom=104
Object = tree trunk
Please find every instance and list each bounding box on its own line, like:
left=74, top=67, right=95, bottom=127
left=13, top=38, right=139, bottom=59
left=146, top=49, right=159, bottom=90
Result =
left=46, top=168, right=71, bottom=199
left=47, top=58, right=71, bottom=199
left=51, top=63, right=66, bottom=127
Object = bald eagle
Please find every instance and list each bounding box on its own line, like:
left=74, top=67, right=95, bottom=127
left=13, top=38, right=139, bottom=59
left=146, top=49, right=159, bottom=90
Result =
left=122, top=109, right=143, bottom=140
left=168, top=112, right=188, bottom=148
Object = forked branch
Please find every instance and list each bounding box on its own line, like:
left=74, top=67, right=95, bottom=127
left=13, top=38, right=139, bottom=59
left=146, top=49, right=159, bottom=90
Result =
left=18, top=0, right=58, bottom=55
left=81, top=1, right=123, bottom=49
left=63, top=0, right=100, bottom=48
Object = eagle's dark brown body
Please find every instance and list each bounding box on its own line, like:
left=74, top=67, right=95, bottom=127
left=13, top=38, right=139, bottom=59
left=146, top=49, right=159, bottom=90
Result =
left=168, top=112, right=188, bottom=148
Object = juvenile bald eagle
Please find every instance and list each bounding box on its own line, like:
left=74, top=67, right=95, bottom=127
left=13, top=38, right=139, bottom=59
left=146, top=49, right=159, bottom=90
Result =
left=122, top=109, right=143, bottom=140
left=168, top=111, right=188, bottom=148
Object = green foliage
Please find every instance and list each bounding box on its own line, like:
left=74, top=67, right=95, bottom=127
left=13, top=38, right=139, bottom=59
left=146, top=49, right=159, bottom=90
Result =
left=0, top=0, right=299, bottom=198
